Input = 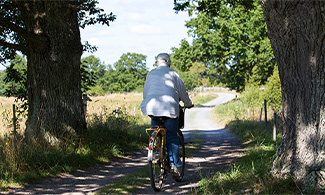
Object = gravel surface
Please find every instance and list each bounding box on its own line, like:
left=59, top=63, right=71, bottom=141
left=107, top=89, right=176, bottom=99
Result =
left=5, top=93, right=243, bottom=195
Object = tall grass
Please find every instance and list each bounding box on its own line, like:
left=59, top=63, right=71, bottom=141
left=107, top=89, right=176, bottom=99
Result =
left=0, top=105, right=149, bottom=191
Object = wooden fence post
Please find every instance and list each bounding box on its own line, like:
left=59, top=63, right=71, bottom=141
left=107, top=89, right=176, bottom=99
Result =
left=264, top=99, right=267, bottom=130
left=100, top=106, right=102, bottom=123
left=273, top=112, right=277, bottom=142
left=83, top=94, right=87, bottom=117
left=12, top=104, right=17, bottom=135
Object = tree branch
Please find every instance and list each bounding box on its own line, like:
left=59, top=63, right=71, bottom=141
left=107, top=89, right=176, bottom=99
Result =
left=0, top=16, right=48, bottom=47
left=0, top=39, right=27, bottom=54
left=0, top=18, right=28, bottom=38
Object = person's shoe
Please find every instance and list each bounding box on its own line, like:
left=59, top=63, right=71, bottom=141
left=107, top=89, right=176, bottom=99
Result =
left=170, top=165, right=182, bottom=179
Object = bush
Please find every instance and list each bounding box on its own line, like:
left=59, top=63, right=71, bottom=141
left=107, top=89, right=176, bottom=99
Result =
left=178, top=71, right=199, bottom=90
left=264, top=66, right=282, bottom=111
left=240, top=82, right=264, bottom=108
left=88, top=85, right=106, bottom=96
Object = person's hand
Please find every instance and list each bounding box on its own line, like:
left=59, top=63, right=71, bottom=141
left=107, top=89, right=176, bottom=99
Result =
left=186, top=104, right=194, bottom=109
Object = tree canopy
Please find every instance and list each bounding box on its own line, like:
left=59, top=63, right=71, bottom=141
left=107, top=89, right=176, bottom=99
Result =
left=96, top=53, right=148, bottom=93
left=172, top=0, right=276, bottom=91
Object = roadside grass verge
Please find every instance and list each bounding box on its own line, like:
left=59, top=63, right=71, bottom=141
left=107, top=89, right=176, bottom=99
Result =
left=96, top=166, right=150, bottom=194
left=0, top=112, right=148, bottom=191
left=198, top=100, right=301, bottom=194
left=190, top=92, right=218, bottom=106
left=185, top=130, right=204, bottom=157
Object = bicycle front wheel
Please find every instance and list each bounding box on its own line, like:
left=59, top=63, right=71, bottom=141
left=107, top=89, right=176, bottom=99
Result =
left=148, top=132, right=166, bottom=191
left=175, top=130, right=185, bottom=182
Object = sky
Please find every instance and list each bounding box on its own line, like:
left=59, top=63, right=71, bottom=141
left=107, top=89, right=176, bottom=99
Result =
left=80, top=0, right=192, bottom=69
left=0, top=0, right=191, bottom=71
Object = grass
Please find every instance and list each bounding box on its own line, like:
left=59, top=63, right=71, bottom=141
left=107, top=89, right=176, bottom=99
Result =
left=0, top=113, right=149, bottom=191
left=190, top=91, right=219, bottom=106
left=185, top=130, right=204, bottom=157
left=96, top=166, right=150, bottom=194
left=0, top=93, right=150, bottom=191
left=198, top=99, right=301, bottom=194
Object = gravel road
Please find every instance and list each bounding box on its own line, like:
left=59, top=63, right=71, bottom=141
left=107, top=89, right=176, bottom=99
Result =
left=6, top=93, right=243, bottom=195
left=134, top=92, right=243, bottom=194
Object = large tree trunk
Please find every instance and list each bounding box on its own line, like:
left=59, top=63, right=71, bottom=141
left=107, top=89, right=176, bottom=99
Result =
left=262, top=1, right=325, bottom=193
left=18, top=1, right=86, bottom=141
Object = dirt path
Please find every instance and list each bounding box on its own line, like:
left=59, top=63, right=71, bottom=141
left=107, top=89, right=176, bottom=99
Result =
left=134, top=93, right=243, bottom=194
left=6, top=93, right=243, bottom=195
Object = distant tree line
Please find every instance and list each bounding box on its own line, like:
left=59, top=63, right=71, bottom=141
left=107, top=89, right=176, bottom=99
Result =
left=0, top=53, right=149, bottom=97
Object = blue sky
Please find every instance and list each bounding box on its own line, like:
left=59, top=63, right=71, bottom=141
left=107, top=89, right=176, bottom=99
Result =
left=80, top=0, right=192, bottom=69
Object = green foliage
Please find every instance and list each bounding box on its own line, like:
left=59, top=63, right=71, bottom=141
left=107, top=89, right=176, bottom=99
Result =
left=77, top=0, right=116, bottom=29
left=2, top=55, right=28, bottom=113
left=80, top=55, right=108, bottom=95
left=171, top=39, right=195, bottom=72
left=264, top=66, right=282, bottom=111
left=214, top=68, right=282, bottom=125
left=88, top=85, right=105, bottom=96
left=240, top=82, right=264, bottom=108
left=0, top=70, right=6, bottom=96
left=178, top=71, right=199, bottom=90
left=3, top=55, right=27, bottom=99
left=104, top=53, right=148, bottom=93
left=80, top=62, right=97, bottom=94
left=172, top=0, right=276, bottom=91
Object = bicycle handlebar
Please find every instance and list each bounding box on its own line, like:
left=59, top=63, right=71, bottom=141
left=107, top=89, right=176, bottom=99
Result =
left=180, top=104, right=194, bottom=109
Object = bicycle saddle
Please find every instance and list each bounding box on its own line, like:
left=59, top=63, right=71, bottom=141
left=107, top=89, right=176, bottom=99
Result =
left=149, top=115, right=169, bottom=122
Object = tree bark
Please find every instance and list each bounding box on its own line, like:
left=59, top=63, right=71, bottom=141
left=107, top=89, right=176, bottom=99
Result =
left=262, top=0, right=325, bottom=193
left=17, top=1, right=86, bottom=141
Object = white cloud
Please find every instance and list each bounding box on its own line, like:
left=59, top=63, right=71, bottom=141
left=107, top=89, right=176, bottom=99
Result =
left=130, top=24, right=161, bottom=35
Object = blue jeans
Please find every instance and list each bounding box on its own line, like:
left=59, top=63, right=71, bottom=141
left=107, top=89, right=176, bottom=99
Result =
left=151, top=118, right=182, bottom=168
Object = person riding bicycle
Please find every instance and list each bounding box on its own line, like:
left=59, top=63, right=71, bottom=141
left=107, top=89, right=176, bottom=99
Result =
left=140, top=53, right=194, bottom=179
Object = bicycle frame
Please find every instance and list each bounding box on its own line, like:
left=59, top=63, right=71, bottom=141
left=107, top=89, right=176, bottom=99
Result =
left=146, top=105, right=188, bottom=191
left=146, top=126, right=167, bottom=161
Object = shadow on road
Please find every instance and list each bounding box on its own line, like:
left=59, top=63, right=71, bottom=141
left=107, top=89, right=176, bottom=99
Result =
left=197, top=105, right=216, bottom=108
left=135, top=127, right=243, bottom=194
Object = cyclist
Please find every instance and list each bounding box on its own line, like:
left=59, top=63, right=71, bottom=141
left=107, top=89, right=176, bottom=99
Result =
left=140, top=53, right=194, bottom=179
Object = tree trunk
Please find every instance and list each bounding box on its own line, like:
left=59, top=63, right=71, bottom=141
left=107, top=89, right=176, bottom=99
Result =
left=18, top=1, right=86, bottom=141
left=262, top=1, right=325, bottom=193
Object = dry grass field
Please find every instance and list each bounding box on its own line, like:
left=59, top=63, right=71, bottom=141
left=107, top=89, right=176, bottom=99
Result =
left=0, top=91, right=219, bottom=137
left=0, top=97, right=25, bottom=136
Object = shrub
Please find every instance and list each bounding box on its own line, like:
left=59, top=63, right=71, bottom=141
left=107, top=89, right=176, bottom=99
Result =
left=264, top=66, right=282, bottom=111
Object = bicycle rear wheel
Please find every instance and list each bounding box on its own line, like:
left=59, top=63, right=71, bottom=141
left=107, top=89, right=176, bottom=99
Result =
left=148, top=132, right=166, bottom=191
left=175, top=130, right=185, bottom=182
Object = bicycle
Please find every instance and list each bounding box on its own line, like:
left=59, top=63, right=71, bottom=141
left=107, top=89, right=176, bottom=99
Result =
left=145, top=106, right=186, bottom=192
